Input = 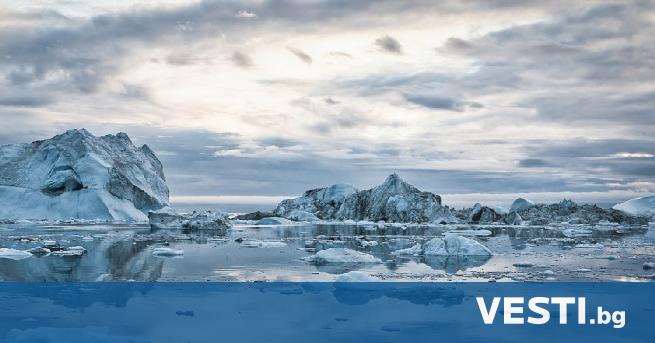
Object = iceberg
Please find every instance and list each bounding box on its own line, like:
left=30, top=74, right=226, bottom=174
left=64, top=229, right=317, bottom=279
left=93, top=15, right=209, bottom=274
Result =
left=148, top=207, right=231, bottom=231
left=275, top=173, right=453, bottom=223
left=510, top=198, right=535, bottom=212
left=613, top=196, right=655, bottom=219
left=0, top=129, right=169, bottom=221
left=303, top=248, right=382, bottom=264
left=0, top=248, right=33, bottom=260
left=255, top=217, right=293, bottom=225
left=517, top=199, right=647, bottom=225
left=423, top=235, right=492, bottom=256
left=391, top=243, right=423, bottom=256
left=466, top=203, right=504, bottom=224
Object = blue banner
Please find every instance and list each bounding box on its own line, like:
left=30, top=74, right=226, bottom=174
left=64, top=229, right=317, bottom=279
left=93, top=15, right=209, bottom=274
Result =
left=0, top=282, right=652, bottom=342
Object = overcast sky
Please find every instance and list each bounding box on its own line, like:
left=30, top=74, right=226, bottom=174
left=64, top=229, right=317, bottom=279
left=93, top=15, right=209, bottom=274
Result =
left=0, top=0, right=653, bottom=207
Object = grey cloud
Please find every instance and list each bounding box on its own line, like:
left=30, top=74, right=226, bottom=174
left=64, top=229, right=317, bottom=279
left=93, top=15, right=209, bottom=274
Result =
left=374, top=35, right=403, bottom=54
left=287, top=47, right=312, bottom=64
left=0, top=95, right=53, bottom=108
left=329, top=52, right=353, bottom=58
left=404, top=94, right=465, bottom=111
left=117, top=83, right=150, bottom=100
left=231, top=51, right=253, bottom=68
left=517, top=158, right=554, bottom=168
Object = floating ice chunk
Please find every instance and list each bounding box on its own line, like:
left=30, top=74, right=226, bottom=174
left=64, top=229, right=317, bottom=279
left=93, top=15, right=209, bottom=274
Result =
left=423, top=235, right=492, bottom=256
left=575, top=243, right=604, bottom=249
left=391, top=243, right=423, bottom=256
left=255, top=217, right=293, bottom=225
left=360, top=240, right=378, bottom=247
left=335, top=271, right=379, bottom=282
left=643, top=262, right=655, bottom=270
left=445, top=229, right=492, bottom=236
left=0, top=248, right=32, bottom=260
left=303, top=248, right=382, bottom=264
left=26, top=246, right=51, bottom=255
left=286, top=210, right=319, bottom=222
left=241, top=240, right=287, bottom=248
left=562, top=227, right=593, bottom=237
left=152, top=247, right=184, bottom=256
left=51, top=246, right=87, bottom=256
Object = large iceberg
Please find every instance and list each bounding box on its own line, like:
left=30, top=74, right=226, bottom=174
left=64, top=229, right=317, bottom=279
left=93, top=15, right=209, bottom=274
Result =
left=613, top=196, right=655, bottom=220
left=274, top=173, right=454, bottom=223
left=0, top=129, right=169, bottom=221
left=516, top=199, right=647, bottom=225
left=455, top=198, right=647, bottom=225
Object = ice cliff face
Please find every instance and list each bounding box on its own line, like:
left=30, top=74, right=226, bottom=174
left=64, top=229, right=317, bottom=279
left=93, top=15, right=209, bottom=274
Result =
left=274, top=173, right=454, bottom=223
left=0, top=129, right=169, bottom=221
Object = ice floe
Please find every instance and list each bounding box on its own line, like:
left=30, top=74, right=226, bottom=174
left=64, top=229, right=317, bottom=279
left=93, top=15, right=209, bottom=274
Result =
left=0, top=248, right=32, bottom=260
left=303, top=248, right=382, bottom=264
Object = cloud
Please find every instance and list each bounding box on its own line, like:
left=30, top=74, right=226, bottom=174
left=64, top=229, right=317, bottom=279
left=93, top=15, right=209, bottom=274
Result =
left=403, top=94, right=481, bottom=111
left=0, top=95, right=53, bottom=108
left=231, top=51, right=253, bottom=68
left=234, top=10, right=257, bottom=18
left=374, top=35, right=403, bottom=54
left=517, top=158, right=554, bottom=168
left=287, top=47, right=312, bottom=64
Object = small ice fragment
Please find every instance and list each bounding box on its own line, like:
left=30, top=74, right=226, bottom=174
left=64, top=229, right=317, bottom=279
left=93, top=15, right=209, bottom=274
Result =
left=241, top=240, right=287, bottom=248
left=152, top=247, right=184, bottom=256
left=303, top=248, right=382, bottom=264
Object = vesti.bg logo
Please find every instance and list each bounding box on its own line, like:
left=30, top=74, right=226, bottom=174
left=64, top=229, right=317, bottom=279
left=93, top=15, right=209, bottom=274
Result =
left=476, top=297, right=626, bottom=328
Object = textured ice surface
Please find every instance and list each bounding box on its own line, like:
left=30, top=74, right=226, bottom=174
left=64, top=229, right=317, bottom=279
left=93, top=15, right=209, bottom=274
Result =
left=274, top=173, right=453, bottom=223
left=0, top=129, right=169, bottom=221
